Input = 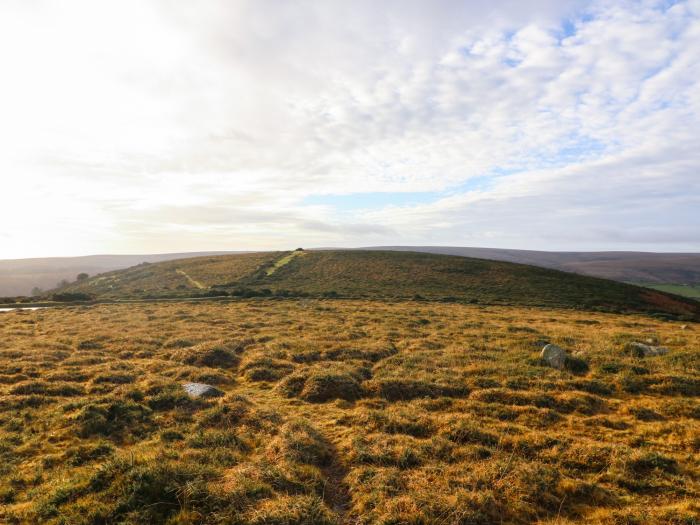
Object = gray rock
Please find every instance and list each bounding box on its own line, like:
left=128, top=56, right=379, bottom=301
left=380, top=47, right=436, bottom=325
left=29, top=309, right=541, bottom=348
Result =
left=540, top=344, right=567, bottom=370
left=182, top=382, right=224, bottom=398
left=629, top=342, right=669, bottom=358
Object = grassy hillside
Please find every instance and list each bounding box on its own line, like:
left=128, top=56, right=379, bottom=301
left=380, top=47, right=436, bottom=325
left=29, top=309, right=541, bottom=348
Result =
left=0, top=301, right=698, bottom=524
left=58, top=252, right=281, bottom=299
left=7, top=247, right=699, bottom=297
left=56, top=250, right=700, bottom=319
left=0, top=252, right=243, bottom=296
left=371, top=247, right=700, bottom=285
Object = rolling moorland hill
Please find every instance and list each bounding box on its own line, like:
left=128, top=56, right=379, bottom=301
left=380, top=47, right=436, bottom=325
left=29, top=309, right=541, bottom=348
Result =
left=3, top=248, right=700, bottom=298
left=54, top=250, right=700, bottom=319
left=366, top=247, right=700, bottom=285
left=0, top=252, right=242, bottom=297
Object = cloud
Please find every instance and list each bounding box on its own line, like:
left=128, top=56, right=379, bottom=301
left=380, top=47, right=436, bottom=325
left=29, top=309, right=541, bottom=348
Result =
left=0, top=0, right=698, bottom=257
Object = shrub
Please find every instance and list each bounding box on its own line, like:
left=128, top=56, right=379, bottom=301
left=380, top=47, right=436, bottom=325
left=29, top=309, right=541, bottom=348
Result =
left=51, top=292, right=94, bottom=302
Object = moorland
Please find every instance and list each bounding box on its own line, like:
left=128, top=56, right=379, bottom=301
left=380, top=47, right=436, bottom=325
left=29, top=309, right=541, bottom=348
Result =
left=0, top=250, right=699, bottom=524
left=0, top=299, right=698, bottom=524
left=52, top=250, right=700, bottom=319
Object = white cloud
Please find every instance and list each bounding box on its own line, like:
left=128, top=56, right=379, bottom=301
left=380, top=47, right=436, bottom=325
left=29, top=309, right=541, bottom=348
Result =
left=0, top=0, right=698, bottom=257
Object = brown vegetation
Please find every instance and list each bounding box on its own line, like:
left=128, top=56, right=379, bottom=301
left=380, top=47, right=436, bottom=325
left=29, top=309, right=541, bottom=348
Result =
left=0, top=300, right=698, bottom=524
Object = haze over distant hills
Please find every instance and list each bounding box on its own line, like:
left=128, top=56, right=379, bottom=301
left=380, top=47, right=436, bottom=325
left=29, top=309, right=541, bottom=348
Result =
left=1, top=247, right=699, bottom=298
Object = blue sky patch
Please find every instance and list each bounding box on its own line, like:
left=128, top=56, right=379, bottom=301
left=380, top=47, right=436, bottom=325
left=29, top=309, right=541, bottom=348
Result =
left=302, top=175, right=497, bottom=212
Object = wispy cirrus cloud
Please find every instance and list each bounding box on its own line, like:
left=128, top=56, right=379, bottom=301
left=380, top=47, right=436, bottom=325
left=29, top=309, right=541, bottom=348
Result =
left=0, top=0, right=698, bottom=257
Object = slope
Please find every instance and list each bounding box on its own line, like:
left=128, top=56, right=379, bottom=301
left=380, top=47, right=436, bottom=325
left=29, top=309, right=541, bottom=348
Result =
left=365, top=246, right=700, bottom=285
left=55, top=250, right=700, bottom=319
left=0, top=251, right=245, bottom=296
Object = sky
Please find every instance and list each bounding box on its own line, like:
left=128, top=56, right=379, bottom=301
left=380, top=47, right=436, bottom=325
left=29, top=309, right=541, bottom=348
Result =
left=1, top=0, right=699, bottom=258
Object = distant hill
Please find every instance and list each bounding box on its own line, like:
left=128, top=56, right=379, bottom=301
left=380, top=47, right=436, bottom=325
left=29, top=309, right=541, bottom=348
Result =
left=0, top=252, right=241, bottom=296
left=365, top=247, right=700, bottom=284
left=3, top=246, right=699, bottom=299
left=55, top=250, right=700, bottom=319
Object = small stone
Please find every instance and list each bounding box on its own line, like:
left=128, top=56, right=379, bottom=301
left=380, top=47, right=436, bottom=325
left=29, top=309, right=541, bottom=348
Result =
left=182, top=382, right=224, bottom=399
left=680, top=325, right=688, bottom=330
left=540, top=344, right=567, bottom=370
left=629, top=342, right=669, bottom=358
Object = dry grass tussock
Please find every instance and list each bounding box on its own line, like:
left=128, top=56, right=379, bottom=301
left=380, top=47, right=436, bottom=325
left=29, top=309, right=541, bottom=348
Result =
left=0, top=299, right=698, bottom=524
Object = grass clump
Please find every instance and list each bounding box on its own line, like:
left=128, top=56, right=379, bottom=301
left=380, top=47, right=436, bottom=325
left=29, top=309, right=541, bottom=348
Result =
left=278, top=366, right=363, bottom=402
left=73, top=400, right=152, bottom=439
left=267, top=420, right=332, bottom=466
left=246, top=495, right=337, bottom=525
left=364, top=378, right=468, bottom=401
left=352, top=409, right=434, bottom=438
left=64, top=442, right=115, bottom=466
left=441, top=417, right=500, bottom=446
left=242, top=355, right=295, bottom=382
left=10, top=380, right=84, bottom=396
left=172, top=339, right=244, bottom=369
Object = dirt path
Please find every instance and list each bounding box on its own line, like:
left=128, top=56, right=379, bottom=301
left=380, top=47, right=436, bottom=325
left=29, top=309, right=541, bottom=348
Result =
left=321, top=439, right=354, bottom=524
left=175, top=269, right=206, bottom=289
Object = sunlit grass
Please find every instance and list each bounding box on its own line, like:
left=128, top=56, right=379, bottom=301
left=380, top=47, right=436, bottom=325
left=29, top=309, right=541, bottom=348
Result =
left=0, top=300, right=697, bottom=524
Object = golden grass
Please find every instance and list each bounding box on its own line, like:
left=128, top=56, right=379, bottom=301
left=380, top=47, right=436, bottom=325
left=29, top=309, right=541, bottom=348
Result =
left=0, top=300, right=698, bottom=524
left=265, top=250, right=307, bottom=276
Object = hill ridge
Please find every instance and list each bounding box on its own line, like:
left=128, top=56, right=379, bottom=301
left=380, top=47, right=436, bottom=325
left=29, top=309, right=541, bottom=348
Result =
left=54, top=250, right=700, bottom=320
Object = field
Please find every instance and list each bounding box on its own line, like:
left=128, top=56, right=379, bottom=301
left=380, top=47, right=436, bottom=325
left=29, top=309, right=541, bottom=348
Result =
left=1, top=299, right=698, bottom=524
left=638, top=283, right=700, bottom=300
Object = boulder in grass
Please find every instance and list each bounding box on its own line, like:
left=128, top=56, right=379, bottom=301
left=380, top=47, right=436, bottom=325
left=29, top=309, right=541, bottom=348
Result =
left=629, top=342, right=669, bottom=358
left=182, top=382, right=224, bottom=399
left=540, top=344, right=567, bottom=370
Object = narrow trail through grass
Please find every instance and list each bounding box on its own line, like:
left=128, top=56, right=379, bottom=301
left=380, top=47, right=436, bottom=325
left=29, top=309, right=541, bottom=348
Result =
left=320, top=440, right=353, bottom=523
left=265, top=250, right=306, bottom=276
left=175, top=268, right=205, bottom=289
